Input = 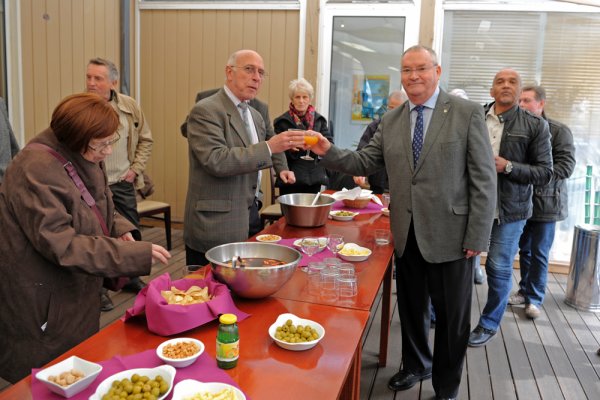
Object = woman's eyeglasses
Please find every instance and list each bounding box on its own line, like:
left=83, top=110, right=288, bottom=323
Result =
left=88, top=133, right=120, bottom=152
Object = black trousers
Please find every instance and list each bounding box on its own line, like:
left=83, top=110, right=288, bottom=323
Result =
left=185, top=198, right=262, bottom=266
left=396, top=223, right=472, bottom=398
left=109, top=181, right=142, bottom=241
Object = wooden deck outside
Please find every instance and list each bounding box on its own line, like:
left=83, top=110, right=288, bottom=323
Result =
left=3, top=225, right=600, bottom=399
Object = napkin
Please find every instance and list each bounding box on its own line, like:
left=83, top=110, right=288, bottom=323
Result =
left=123, top=272, right=249, bottom=336
left=330, top=187, right=383, bottom=206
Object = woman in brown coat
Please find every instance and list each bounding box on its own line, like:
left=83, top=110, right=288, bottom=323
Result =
left=0, top=93, right=170, bottom=383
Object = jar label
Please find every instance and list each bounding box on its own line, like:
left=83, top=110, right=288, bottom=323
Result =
left=216, top=340, right=239, bottom=362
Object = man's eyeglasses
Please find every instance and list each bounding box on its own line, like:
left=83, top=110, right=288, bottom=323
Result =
left=88, top=133, right=120, bottom=152
left=230, top=65, right=268, bottom=79
left=401, top=64, right=437, bottom=75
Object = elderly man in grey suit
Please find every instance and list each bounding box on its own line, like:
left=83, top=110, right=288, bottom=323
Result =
left=310, top=45, right=497, bottom=400
left=184, top=49, right=304, bottom=266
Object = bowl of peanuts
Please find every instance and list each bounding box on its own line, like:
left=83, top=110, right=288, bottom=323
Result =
left=156, top=337, right=205, bottom=368
left=35, top=355, right=102, bottom=398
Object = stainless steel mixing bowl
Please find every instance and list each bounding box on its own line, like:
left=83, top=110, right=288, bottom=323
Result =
left=277, top=193, right=336, bottom=227
left=205, top=242, right=302, bottom=298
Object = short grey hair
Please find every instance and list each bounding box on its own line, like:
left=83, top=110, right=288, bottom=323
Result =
left=402, top=45, right=438, bottom=66
left=389, top=90, right=408, bottom=103
left=88, top=57, right=119, bottom=81
left=288, top=78, right=314, bottom=100
left=522, top=85, right=546, bottom=101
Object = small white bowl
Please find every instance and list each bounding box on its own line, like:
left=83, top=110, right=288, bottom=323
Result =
left=338, top=243, right=372, bottom=262
left=329, top=211, right=359, bottom=221
left=156, top=337, right=205, bottom=368
left=268, top=313, right=325, bottom=351
left=381, top=207, right=390, bottom=217
left=89, top=365, right=176, bottom=400
left=171, top=379, right=246, bottom=400
left=256, top=234, right=282, bottom=243
left=293, top=237, right=327, bottom=252
left=35, top=356, right=102, bottom=398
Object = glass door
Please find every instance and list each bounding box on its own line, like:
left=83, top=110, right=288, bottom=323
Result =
left=317, top=1, right=419, bottom=149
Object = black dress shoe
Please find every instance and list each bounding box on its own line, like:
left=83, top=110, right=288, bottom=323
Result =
left=388, top=369, right=432, bottom=391
left=100, top=292, right=114, bottom=312
left=468, top=325, right=496, bottom=347
left=436, top=397, right=457, bottom=400
left=122, top=277, right=146, bottom=293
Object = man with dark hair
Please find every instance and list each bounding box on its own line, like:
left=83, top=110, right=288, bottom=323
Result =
left=86, top=57, right=154, bottom=311
left=469, top=70, right=553, bottom=347
left=507, top=85, right=575, bottom=319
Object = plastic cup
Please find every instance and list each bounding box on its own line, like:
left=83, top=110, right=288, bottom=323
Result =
left=337, top=263, right=355, bottom=278
left=382, top=193, right=390, bottom=209
left=337, top=275, right=358, bottom=299
left=374, top=229, right=391, bottom=245
left=307, top=262, right=326, bottom=296
left=320, top=268, right=339, bottom=301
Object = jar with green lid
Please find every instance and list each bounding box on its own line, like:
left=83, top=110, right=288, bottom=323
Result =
left=216, top=313, right=239, bottom=369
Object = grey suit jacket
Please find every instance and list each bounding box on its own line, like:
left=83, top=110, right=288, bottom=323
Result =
left=183, top=88, right=288, bottom=253
left=321, top=90, right=497, bottom=263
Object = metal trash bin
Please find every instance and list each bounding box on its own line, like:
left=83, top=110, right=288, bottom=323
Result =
left=565, top=225, right=600, bottom=311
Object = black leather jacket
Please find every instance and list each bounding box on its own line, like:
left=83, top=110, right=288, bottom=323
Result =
left=530, top=114, right=576, bottom=222
left=484, top=103, right=553, bottom=224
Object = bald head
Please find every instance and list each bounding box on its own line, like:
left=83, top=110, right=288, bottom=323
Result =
left=225, top=49, right=266, bottom=101
left=490, top=68, right=522, bottom=114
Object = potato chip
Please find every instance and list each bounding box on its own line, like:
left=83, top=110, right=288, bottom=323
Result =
left=161, top=285, right=213, bottom=305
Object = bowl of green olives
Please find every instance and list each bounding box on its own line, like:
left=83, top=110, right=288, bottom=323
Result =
left=268, top=313, right=325, bottom=351
left=89, top=365, right=175, bottom=400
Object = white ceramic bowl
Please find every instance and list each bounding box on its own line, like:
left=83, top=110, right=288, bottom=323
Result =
left=35, top=356, right=102, bottom=398
left=255, top=234, right=282, bottom=243
left=156, top=337, right=205, bottom=368
left=268, top=313, right=325, bottom=351
left=329, top=211, right=358, bottom=221
left=338, top=243, right=372, bottom=262
left=171, top=379, right=246, bottom=400
left=381, top=207, right=390, bottom=217
left=293, top=237, right=327, bottom=252
left=89, top=365, right=176, bottom=400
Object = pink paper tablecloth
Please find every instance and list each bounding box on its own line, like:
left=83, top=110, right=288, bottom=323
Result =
left=31, top=349, right=249, bottom=400
left=331, top=200, right=383, bottom=214
left=278, top=238, right=335, bottom=267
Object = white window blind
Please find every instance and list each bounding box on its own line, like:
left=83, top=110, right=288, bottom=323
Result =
left=441, top=9, right=600, bottom=262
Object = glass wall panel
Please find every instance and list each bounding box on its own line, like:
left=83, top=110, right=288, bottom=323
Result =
left=441, top=9, right=600, bottom=262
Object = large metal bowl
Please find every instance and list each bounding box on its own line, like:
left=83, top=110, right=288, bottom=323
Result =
left=277, top=193, right=336, bottom=227
left=205, top=242, right=302, bottom=299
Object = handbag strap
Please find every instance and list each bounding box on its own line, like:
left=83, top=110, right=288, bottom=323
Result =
left=27, top=143, right=110, bottom=236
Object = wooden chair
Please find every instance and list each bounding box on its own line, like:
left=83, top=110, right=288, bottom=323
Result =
left=137, top=199, right=172, bottom=250
left=259, top=168, right=282, bottom=227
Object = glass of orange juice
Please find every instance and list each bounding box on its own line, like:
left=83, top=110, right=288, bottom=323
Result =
left=301, top=133, right=318, bottom=160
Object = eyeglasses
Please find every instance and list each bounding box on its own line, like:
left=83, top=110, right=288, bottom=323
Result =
left=230, top=65, right=268, bottom=79
left=401, top=64, right=437, bottom=75
left=88, top=133, right=120, bottom=152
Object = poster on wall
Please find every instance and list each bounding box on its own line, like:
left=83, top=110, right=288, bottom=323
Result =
left=351, top=75, right=390, bottom=123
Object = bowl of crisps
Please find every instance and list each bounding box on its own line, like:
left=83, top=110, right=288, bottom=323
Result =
left=206, top=242, right=302, bottom=299
left=156, top=338, right=204, bottom=368
left=171, top=379, right=246, bottom=400
left=268, top=313, right=325, bottom=351
left=161, top=284, right=213, bottom=306
left=338, top=243, right=372, bottom=262
left=35, top=356, right=102, bottom=398
left=89, top=365, right=175, bottom=400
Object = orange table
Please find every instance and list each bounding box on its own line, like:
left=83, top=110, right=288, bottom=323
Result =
left=1, top=298, right=369, bottom=400
left=254, top=203, right=395, bottom=367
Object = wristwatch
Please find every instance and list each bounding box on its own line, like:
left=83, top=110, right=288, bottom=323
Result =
left=504, top=161, right=513, bottom=174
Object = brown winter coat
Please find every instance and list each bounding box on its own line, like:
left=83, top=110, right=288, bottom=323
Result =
left=0, top=129, right=152, bottom=383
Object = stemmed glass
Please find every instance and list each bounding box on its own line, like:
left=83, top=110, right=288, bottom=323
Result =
left=327, top=234, right=344, bottom=258
left=301, top=133, right=319, bottom=161
left=301, top=237, right=321, bottom=259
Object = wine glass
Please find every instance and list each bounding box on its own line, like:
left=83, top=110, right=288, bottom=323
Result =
left=301, top=133, right=319, bottom=161
left=327, top=234, right=344, bottom=258
left=301, top=237, right=321, bottom=259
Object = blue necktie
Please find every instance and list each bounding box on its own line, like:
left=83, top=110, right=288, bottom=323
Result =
left=412, top=105, right=425, bottom=168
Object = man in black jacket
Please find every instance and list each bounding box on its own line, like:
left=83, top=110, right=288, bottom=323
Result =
left=507, top=85, right=576, bottom=319
left=469, top=69, right=553, bottom=347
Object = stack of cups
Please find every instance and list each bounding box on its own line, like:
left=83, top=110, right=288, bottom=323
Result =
left=307, top=262, right=326, bottom=296
left=337, top=263, right=357, bottom=301
left=320, top=266, right=339, bottom=301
